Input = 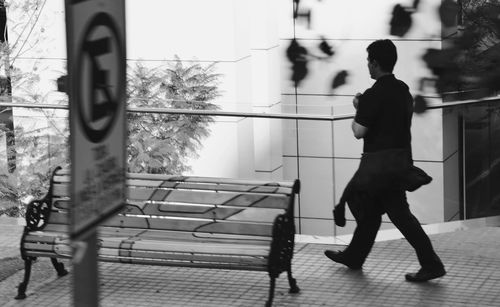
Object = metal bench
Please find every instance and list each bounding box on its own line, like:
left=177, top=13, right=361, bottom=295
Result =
left=16, top=167, right=301, bottom=306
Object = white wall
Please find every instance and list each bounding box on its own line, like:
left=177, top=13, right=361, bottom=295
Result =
left=278, top=0, right=460, bottom=235
left=127, top=0, right=258, bottom=178
left=6, top=0, right=461, bottom=236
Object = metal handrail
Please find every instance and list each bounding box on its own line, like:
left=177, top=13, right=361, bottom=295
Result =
left=0, top=95, right=499, bottom=121
left=425, top=95, right=500, bottom=109
left=0, top=101, right=350, bottom=121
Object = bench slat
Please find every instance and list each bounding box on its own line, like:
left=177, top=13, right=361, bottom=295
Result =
left=24, top=231, right=270, bottom=249
left=24, top=228, right=272, bottom=249
left=129, top=188, right=289, bottom=209
left=127, top=203, right=283, bottom=222
left=52, top=184, right=69, bottom=197
left=54, top=169, right=295, bottom=189
left=24, top=237, right=269, bottom=263
left=24, top=242, right=59, bottom=252
left=43, top=224, right=69, bottom=233
left=44, top=210, right=275, bottom=237
left=24, top=234, right=60, bottom=244
left=112, top=250, right=267, bottom=266
left=22, top=250, right=268, bottom=272
left=53, top=200, right=285, bottom=222
left=52, top=173, right=70, bottom=183
left=100, top=227, right=147, bottom=238
left=23, top=242, right=71, bottom=258
left=53, top=200, right=70, bottom=210
left=126, top=173, right=295, bottom=189
left=24, top=240, right=269, bottom=259
left=126, top=179, right=293, bottom=195
left=52, top=180, right=294, bottom=197
left=23, top=251, right=71, bottom=259
left=50, top=183, right=290, bottom=210
left=100, top=228, right=271, bottom=245
left=45, top=212, right=69, bottom=225
left=103, top=216, right=274, bottom=237
left=118, top=240, right=269, bottom=256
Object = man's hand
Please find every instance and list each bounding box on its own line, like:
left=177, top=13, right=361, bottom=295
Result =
left=352, top=120, right=368, bottom=139
left=353, top=93, right=362, bottom=110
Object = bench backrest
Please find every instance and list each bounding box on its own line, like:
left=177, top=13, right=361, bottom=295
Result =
left=43, top=168, right=300, bottom=239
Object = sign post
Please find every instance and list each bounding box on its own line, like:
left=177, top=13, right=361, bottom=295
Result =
left=65, top=0, right=126, bottom=306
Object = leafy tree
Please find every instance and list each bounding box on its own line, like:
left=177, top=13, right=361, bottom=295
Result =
left=0, top=0, right=59, bottom=215
left=0, top=65, right=69, bottom=215
left=422, top=0, right=500, bottom=97
left=0, top=56, right=221, bottom=215
left=127, top=57, right=220, bottom=174
left=0, top=2, right=221, bottom=211
left=458, top=0, right=500, bottom=93
left=0, top=0, right=52, bottom=172
left=0, top=122, right=69, bottom=216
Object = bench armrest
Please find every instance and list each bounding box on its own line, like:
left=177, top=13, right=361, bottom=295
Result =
left=25, top=198, right=52, bottom=231
left=24, top=166, right=62, bottom=231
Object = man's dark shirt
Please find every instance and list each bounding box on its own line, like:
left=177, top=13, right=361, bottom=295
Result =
left=354, top=74, right=413, bottom=153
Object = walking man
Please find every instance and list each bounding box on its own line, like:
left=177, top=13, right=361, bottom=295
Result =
left=324, top=39, right=446, bottom=282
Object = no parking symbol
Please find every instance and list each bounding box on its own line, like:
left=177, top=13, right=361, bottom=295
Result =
left=76, top=12, right=125, bottom=143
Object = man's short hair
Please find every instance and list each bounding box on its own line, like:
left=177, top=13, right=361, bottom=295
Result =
left=367, top=39, right=397, bottom=72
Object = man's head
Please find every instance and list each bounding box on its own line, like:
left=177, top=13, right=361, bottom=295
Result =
left=366, top=39, right=397, bottom=79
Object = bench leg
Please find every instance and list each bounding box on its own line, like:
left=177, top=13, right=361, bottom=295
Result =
left=50, top=257, right=69, bottom=277
left=15, top=258, right=33, bottom=299
left=287, top=266, right=300, bottom=294
left=265, top=276, right=276, bottom=307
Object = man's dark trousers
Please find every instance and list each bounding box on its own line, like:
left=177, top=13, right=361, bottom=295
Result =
left=344, top=190, right=443, bottom=270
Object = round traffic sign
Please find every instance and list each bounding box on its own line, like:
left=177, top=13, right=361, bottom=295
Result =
left=75, top=12, right=125, bottom=143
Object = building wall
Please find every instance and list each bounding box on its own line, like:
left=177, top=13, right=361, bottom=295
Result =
left=5, top=0, right=461, bottom=236
left=278, top=0, right=461, bottom=235
left=251, top=0, right=284, bottom=181
left=127, top=0, right=257, bottom=179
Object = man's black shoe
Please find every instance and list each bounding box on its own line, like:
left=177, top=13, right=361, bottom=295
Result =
left=405, top=267, right=446, bottom=282
left=324, top=250, right=362, bottom=270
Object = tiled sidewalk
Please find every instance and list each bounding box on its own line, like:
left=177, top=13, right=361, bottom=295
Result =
left=0, top=220, right=499, bottom=306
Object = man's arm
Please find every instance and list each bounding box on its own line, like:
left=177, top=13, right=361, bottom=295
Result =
left=352, top=92, right=368, bottom=139
left=351, top=120, right=368, bottom=139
